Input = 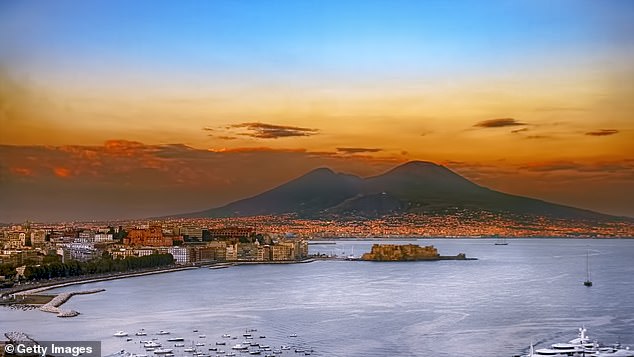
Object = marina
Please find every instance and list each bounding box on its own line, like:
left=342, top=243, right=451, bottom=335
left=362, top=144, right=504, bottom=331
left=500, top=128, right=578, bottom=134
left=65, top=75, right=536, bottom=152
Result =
left=105, top=328, right=315, bottom=357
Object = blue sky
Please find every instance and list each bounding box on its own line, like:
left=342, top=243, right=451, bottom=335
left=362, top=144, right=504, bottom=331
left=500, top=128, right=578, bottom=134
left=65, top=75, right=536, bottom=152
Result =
left=2, top=0, right=632, bottom=86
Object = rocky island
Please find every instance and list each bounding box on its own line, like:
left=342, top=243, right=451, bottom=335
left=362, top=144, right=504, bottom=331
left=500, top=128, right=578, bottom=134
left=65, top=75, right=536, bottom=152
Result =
left=361, top=244, right=474, bottom=261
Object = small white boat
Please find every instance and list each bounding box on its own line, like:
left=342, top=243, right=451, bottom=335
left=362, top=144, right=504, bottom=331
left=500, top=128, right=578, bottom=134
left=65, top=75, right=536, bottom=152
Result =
left=289, top=333, right=297, bottom=338
left=231, top=344, right=248, bottom=350
left=280, top=346, right=290, bottom=350
left=195, top=343, right=205, bottom=347
left=216, top=342, right=226, bottom=345
left=198, top=335, right=206, bottom=339
left=174, top=344, right=185, bottom=348
left=153, top=348, right=173, bottom=355
left=167, top=338, right=184, bottom=342
left=157, top=330, right=170, bottom=335
left=144, top=342, right=161, bottom=348
left=136, top=330, right=147, bottom=336
left=114, top=331, right=129, bottom=337
left=221, top=334, right=231, bottom=338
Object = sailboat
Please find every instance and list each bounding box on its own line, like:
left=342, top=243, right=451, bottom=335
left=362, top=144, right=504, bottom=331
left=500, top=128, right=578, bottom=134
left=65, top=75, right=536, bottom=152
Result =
left=584, top=249, right=593, bottom=287
left=494, top=237, right=508, bottom=245
left=346, top=245, right=355, bottom=260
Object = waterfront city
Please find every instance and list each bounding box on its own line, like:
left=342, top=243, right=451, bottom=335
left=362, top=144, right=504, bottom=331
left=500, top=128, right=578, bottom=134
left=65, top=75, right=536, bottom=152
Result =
left=2, top=1, right=634, bottom=356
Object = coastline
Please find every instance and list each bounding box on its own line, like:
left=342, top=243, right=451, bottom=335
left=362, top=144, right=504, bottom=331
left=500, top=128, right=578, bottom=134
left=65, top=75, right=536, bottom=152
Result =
left=2, top=265, right=197, bottom=298
left=2, top=259, right=315, bottom=298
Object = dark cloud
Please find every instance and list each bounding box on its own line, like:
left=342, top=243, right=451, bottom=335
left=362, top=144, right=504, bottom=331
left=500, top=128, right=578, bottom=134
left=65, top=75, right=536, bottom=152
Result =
left=511, top=127, right=529, bottom=134
left=526, top=135, right=552, bottom=140
left=231, top=122, right=318, bottom=139
left=202, top=127, right=215, bottom=131
left=520, top=162, right=583, bottom=172
left=474, top=118, right=527, bottom=128
left=519, top=161, right=634, bottom=173
left=585, top=129, right=619, bottom=136
left=336, top=147, right=383, bottom=154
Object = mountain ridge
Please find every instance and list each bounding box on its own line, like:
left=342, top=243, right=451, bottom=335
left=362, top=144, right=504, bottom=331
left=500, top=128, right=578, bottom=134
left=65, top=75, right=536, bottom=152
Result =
left=175, top=161, right=619, bottom=221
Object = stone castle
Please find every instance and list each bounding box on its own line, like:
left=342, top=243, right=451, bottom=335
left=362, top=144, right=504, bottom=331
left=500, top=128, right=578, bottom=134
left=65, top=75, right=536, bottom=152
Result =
left=361, top=244, right=441, bottom=261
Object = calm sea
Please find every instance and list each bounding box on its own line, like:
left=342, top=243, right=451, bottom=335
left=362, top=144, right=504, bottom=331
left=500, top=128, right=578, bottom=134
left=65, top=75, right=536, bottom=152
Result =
left=2, top=239, right=634, bottom=357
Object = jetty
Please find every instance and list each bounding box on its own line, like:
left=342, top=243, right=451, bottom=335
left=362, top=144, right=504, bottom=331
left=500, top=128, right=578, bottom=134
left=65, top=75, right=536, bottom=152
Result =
left=39, top=289, right=105, bottom=317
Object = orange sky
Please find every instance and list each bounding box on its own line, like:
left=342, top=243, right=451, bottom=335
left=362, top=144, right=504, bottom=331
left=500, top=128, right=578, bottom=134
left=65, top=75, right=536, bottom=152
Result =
left=0, top=1, right=633, bottom=221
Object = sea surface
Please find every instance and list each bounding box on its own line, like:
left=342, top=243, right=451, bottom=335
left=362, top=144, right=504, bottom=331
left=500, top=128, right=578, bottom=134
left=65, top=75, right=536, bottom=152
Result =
left=2, top=238, right=634, bottom=357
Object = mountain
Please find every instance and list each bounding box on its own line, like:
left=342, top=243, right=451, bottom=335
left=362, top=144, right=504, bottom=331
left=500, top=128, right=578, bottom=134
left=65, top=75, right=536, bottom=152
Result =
left=183, top=168, right=363, bottom=218
left=178, top=161, right=615, bottom=220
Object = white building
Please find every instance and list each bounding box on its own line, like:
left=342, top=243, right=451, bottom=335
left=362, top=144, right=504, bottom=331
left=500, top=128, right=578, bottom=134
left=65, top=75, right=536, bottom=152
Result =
left=94, top=233, right=114, bottom=243
left=168, top=247, right=191, bottom=265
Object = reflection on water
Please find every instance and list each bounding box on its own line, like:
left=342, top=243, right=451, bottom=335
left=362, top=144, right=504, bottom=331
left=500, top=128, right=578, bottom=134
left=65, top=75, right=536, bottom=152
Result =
left=2, top=239, right=634, bottom=357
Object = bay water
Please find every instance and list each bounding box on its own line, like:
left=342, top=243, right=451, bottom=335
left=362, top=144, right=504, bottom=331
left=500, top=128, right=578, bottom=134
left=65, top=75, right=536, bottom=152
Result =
left=2, top=238, right=633, bottom=356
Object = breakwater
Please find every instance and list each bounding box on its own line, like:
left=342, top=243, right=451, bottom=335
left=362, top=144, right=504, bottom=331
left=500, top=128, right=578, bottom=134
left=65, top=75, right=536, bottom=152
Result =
left=39, top=289, right=105, bottom=317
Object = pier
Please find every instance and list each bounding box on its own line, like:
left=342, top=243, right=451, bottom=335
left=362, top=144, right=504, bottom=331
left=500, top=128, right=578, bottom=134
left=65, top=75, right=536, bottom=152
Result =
left=39, top=289, right=105, bottom=317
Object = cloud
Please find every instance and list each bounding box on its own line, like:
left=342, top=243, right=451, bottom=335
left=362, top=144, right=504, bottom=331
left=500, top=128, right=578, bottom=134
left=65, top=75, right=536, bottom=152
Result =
left=0, top=140, right=399, bottom=221
left=519, top=160, right=634, bottom=174
left=202, top=127, right=215, bottom=132
left=207, top=135, right=237, bottom=140
left=474, top=118, right=527, bottom=128
left=511, top=127, right=529, bottom=134
left=207, top=147, right=307, bottom=153
left=337, top=147, right=383, bottom=154
left=9, top=167, right=33, bottom=176
left=53, top=167, right=72, bottom=178
left=585, top=129, right=619, bottom=136
left=230, top=122, right=319, bottom=139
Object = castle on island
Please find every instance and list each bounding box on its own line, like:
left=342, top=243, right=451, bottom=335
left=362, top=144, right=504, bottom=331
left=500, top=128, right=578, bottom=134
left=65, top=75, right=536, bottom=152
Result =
left=361, top=244, right=468, bottom=261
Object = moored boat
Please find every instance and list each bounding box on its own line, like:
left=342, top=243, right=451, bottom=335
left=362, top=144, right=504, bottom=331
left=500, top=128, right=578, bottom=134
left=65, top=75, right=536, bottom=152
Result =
left=522, top=327, right=633, bottom=356
left=153, top=348, right=173, bottom=355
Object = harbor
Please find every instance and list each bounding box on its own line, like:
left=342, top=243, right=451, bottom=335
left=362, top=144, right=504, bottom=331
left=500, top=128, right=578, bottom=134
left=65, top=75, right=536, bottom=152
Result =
left=2, top=239, right=634, bottom=356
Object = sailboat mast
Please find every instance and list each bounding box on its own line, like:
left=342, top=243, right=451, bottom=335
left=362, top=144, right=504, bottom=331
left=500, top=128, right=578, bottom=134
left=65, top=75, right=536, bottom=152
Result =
left=584, top=249, right=593, bottom=286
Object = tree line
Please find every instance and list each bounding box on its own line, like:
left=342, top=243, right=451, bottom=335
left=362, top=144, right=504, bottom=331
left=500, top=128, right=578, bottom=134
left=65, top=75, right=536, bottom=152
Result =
left=20, top=253, right=174, bottom=281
